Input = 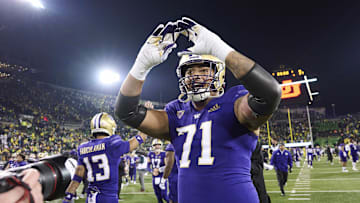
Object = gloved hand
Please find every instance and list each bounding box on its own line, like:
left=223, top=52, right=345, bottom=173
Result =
left=159, top=177, right=167, bottom=190
left=130, top=22, right=179, bottom=80
left=289, top=167, right=292, bottom=173
left=63, top=192, right=75, bottom=203
left=176, top=17, right=234, bottom=62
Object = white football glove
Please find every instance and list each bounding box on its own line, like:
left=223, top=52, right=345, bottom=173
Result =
left=176, top=17, right=234, bottom=62
left=130, top=22, right=179, bottom=80
left=159, top=177, right=167, bottom=190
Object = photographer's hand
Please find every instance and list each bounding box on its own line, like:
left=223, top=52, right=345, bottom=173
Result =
left=0, top=168, right=43, bottom=203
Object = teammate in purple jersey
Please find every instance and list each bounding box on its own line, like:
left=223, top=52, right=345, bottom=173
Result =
left=349, top=139, right=359, bottom=171
left=162, top=143, right=178, bottom=203
left=148, top=139, right=169, bottom=203
left=307, top=147, right=314, bottom=168
left=129, top=152, right=139, bottom=183
left=339, top=144, right=349, bottom=172
left=293, top=148, right=301, bottom=168
left=115, top=17, right=281, bottom=203
left=63, top=112, right=147, bottom=203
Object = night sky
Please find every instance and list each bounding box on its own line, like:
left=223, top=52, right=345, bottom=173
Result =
left=0, top=0, right=359, bottom=115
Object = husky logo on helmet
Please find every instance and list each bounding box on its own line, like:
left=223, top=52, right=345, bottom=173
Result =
left=176, top=54, right=226, bottom=103
left=90, top=112, right=117, bottom=137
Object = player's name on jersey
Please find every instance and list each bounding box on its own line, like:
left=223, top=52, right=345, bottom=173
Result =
left=79, top=143, right=106, bottom=155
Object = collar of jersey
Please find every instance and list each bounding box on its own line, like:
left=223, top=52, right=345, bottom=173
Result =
left=189, top=96, right=221, bottom=113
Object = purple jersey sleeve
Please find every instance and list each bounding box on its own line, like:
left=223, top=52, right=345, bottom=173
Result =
left=228, top=85, right=249, bottom=103
left=165, top=143, right=175, bottom=152
left=109, top=135, right=130, bottom=157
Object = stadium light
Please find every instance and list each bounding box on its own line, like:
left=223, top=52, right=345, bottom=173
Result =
left=99, top=69, right=121, bottom=85
left=24, top=0, right=45, bottom=9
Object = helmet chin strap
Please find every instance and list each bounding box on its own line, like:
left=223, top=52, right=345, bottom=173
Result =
left=189, top=91, right=211, bottom=102
left=178, top=87, right=224, bottom=103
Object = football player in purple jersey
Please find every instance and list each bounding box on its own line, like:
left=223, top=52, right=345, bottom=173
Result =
left=62, top=113, right=147, bottom=203
left=339, top=144, right=349, bottom=172
left=129, top=152, right=139, bottom=183
left=115, top=17, right=281, bottom=203
left=148, top=139, right=169, bottom=203
left=307, top=147, right=314, bottom=168
left=349, top=139, right=359, bottom=171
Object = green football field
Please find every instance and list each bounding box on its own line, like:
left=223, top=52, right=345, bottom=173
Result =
left=51, top=156, right=360, bottom=203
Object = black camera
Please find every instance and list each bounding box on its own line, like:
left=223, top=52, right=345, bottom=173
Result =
left=0, top=154, right=73, bottom=201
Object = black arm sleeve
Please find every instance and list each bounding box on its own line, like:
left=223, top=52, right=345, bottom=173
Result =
left=114, top=92, right=147, bottom=128
left=241, top=63, right=282, bottom=116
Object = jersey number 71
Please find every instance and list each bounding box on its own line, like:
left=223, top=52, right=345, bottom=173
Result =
left=177, top=121, right=214, bottom=168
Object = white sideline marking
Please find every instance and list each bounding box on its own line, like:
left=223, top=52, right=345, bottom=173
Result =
left=289, top=165, right=312, bottom=201
left=268, top=190, right=360, bottom=193
left=288, top=198, right=311, bottom=200
left=289, top=194, right=311, bottom=196
left=309, top=171, right=359, bottom=174
left=265, top=178, right=360, bottom=181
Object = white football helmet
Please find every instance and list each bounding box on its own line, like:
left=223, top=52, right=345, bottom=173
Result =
left=152, top=139, right=163, bottom=152
left=152, top=139, right=163, bottom=147
left=176, top=53, right=225, bottom=102
left=90, top=112, right=116, bottom=137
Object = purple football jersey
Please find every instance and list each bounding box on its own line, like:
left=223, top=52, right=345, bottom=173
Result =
left=77, top=135, right=129, bottom=195
left=165, top=85, right=259, bottom=203
left=148, top=151, right=166, bottom=177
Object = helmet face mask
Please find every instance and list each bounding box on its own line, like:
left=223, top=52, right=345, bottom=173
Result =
left=177, top=54, right=225, bottom=103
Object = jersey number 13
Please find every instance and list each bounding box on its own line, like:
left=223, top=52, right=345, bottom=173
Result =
left=83, top=154, right=110, bottom=182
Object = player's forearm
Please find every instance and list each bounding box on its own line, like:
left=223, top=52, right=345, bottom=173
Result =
left=120, top=73, right=145, bottom=96
left=163, top=165, right=172, bottom=179
left=163, top=152, right=175, bottom=178
left=225, top=51, right=255, bottom=79
left=65, top=181, right=80, bottom=194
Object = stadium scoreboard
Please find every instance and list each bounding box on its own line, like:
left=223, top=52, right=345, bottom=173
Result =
left=271, top=67, right=318, bottom=105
